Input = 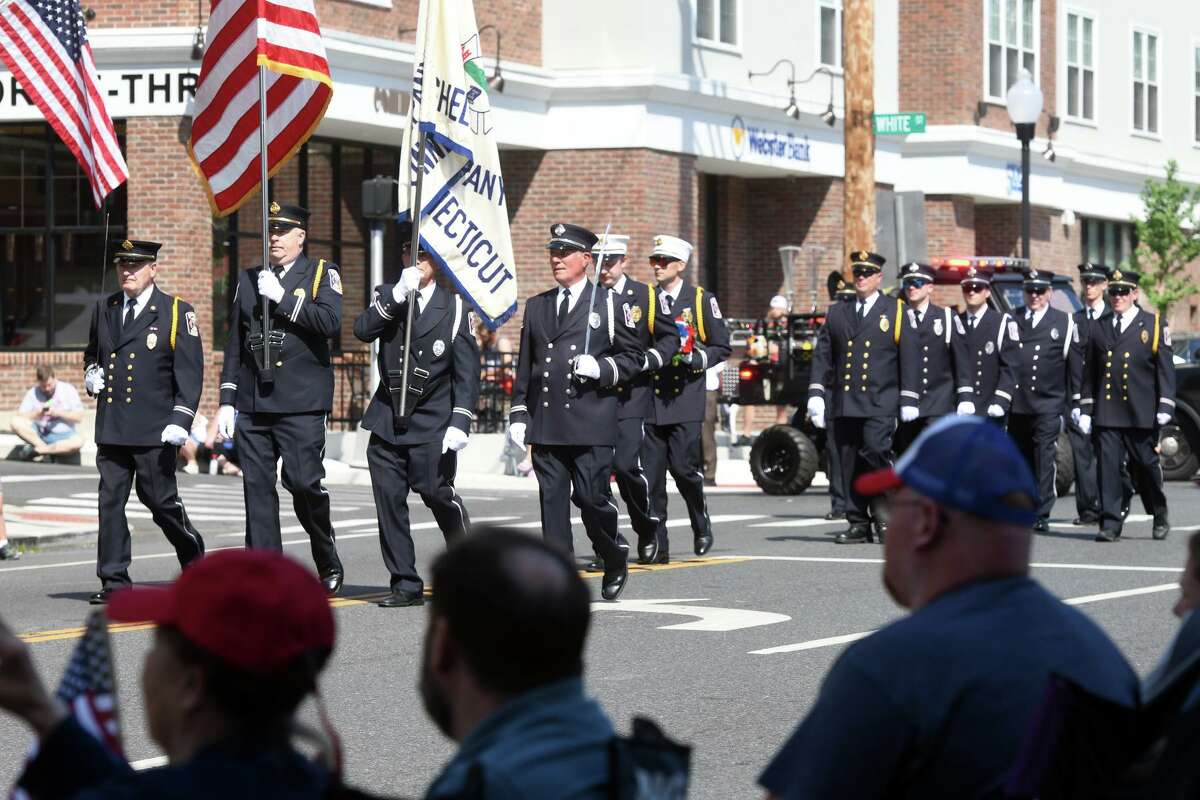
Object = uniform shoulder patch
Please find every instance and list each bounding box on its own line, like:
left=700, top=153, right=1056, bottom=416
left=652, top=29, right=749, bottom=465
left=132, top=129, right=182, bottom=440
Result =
left=1007, top=320, right=1019, bottom=342
left=659, top=292, right=671, bottom=315
left=622, top=302, right=635, bottom=328
left=186, top=310, right=199, bottom=337
left=328, top=268, right=343, bottom=295
left=709, top=296, right=722, bottom=320
left=954, top=315, right=965, bottom=336
left=1164, top=325, right=1172, bottom=347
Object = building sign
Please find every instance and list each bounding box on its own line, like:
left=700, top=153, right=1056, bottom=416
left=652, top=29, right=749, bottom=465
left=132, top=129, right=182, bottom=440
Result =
left=730, top=115, right=811, bottom=163
left=1007, top=163, right=1023, bottom=195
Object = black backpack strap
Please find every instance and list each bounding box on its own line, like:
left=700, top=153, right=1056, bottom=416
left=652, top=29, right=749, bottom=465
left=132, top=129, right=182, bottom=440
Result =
left=608, top=716, right=691, bottom=800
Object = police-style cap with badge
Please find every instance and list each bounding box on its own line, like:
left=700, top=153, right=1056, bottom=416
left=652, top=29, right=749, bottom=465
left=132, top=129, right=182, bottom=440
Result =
left=592, top=233, right=630, bottom=259
left=547, top=222, right=598, bottom=252
left=1023, top=268, right=1055, bottom=287
left=267, top=202, right=309, bottom=231
left=1108, top=268, right=1141, bottom=289
left=850, top=250, right=886, bottom=274
left=960, top=265, right=993, bottom=288
left=827, top=270, right=856, bottom=300
left=112, top=239, right=161, bottom=263
left=899, top=262, right=935, bottom=283
left=1078, top=262, right=1112, bottom=281
left=649, top=235, right=693, bottom=264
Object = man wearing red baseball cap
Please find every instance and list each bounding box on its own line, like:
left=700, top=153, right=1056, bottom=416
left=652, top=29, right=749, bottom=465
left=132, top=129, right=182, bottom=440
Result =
left=0, top=550, right=369, bottom=799
left=760, top=416, right=1137, bottom=800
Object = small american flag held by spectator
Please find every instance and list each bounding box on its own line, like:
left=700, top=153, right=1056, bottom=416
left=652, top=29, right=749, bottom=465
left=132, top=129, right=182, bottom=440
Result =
left=11, top=610, right=123, bottom=800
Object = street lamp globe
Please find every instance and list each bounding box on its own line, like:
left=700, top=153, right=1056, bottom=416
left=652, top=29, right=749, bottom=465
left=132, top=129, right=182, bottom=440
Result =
left=1005, top=68, right=1043, bottom=126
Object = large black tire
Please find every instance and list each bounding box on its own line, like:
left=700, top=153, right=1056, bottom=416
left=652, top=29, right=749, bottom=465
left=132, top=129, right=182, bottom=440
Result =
left=1055, top=431, right=1075, bottom=497
left=750, top=425, right=820, bottom=495
left=1160, top=422, right=1200, bottom=481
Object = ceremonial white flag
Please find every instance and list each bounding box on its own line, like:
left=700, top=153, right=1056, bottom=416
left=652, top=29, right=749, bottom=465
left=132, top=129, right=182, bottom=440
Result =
left=401, top=0, right=517, bottom=328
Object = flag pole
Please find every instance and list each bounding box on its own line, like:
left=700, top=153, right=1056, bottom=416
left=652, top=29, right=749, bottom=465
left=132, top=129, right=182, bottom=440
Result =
left=258, top=65, right=272, bottom=378
left=97, top=197, right=110, bottom=294
left=396, top=128, right=427, bottom=428
left=581, top=224, right=612, bottom=355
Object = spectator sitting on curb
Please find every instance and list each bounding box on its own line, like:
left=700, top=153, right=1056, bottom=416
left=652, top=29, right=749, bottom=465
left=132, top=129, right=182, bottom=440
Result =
left=759, top=416, right=1138, bottom=800
left=422, top=528, right=616, bottom=798
left=10, top=365, right=85, bottom=463
left=0, top=549, right=392, bottom=799
left=0, top=479, right=19, bottom=560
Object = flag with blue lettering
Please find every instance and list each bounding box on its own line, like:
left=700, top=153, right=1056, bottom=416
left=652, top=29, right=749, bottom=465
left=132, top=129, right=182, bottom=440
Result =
left=400, top=0, right=517, bottom=328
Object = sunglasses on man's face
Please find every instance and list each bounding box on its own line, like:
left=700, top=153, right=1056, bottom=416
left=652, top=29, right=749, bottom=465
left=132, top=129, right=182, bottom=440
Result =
left=962, top=284, right=987, bottom=293
left=549, top=246, right=581, bottom=258
left=1024, top=286, right=1048, bottom=296
left=649, top=255, right=674, bottom=266
left=852, top=268, right=879, bottom=279
left=1108, top=286, right=1133, bottom=297
left=1082, top=277, right=1106, bottom=287
left=904, top=278, right=931, bottom=289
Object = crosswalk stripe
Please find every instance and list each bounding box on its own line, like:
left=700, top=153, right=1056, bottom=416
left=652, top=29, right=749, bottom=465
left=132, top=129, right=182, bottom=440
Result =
left=508, top=513, right=764, bottom=530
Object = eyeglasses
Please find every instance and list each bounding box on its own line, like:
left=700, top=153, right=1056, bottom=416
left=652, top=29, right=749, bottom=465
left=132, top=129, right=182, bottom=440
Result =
left=904, top=278, right=931, bottom=289
left=1024, top=286, right=1048, bottom=295
left=649, top=255, right=674, bottom=266
left=962, top=284, right=988, bottom=293
left=1108, top=286, right=1133, bottom=297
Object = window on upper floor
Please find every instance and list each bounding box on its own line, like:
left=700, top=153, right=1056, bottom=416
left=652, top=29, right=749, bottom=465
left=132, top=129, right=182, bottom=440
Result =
left=1065, top=11, right=1094, bottom=121
left=1132, top=29, right=1159, bottom=135
left=986, top=0, right=1039, bottom=101
left=696, top=0, right=738, bottom=47
left=819, top=0, right=842, bottom=68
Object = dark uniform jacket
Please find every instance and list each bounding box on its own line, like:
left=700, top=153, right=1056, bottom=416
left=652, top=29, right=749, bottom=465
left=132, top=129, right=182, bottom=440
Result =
left=899, top=302, right=957, bottom=417
left=1069, top=302, right=1114, bottom=409
left=955, top=306, right=1019, bottom=413
left=809, top=292, right=904, bottom=418
left=1079, top=306, right=1175, bottom=429
left=220, top=254, right=342, bottom=414
left=354, top=283, right=481, bottom=446
left=1009, top=306, right=1080, bottom=416
left=608, top=275, right=682, bottom=420
left=509, top=284, right=643, bottom=447
left=84, top=286, right=203, bottom=447
left=648, top=281, right=731, bottom=426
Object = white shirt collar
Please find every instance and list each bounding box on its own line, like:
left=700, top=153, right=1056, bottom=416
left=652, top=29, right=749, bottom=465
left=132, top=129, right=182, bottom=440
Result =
left=857, top=291, right=880, bottom=315
left=968, top=306, right=988, bottom=323
left=416, top=281, right=436, bottom=310
left=122, top=283, right=156, bottom=319
left=611, top=274, right=628, bottom=295
left=1086, top=298, right=1107, bottom=317
left=557, top=276, right=589, bottom=313
left=910, top=299, right=931, bottom=316
left=660, top=277, right=684, bottom=300
left=1027, top=305, right=1047, bottom=326
left=1116, top=304, right=1139, bottom=328
left=274, top=257, right=299, bottom=279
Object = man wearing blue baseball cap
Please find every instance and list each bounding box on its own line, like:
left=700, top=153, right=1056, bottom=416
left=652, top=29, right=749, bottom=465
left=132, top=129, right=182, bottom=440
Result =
left=760, top=416, right=1137, bottom=800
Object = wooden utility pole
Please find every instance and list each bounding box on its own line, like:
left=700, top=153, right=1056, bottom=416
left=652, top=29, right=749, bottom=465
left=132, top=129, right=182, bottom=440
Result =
left=842, top=0, right=875, bottom=279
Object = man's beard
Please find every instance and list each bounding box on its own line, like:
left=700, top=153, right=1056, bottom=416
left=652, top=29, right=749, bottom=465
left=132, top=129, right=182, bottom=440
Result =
left=419, top=655, right=454, bottom=740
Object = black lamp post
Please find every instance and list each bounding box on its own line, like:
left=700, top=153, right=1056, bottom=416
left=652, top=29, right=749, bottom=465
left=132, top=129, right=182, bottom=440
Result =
left=1005, top=68, right=1044, bottom=260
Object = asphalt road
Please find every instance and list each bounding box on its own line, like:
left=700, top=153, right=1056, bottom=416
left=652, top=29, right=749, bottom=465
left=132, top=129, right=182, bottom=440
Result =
left=1, top=465, right=1198, bottom=798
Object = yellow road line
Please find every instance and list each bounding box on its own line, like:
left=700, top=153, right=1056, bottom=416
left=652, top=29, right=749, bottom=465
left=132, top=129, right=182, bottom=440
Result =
left=18, top=558, right=750, bottom=643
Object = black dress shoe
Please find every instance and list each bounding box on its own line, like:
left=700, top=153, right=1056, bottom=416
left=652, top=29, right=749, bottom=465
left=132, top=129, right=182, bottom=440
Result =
left=1033, top=518, right=1050, bottom=533
left=824, top=510, right=845, bottom=521
left=1094, top=530, right=1119, bottom=543
left=601, top=564, right=628, bottom=601
left=636, top=536, right=659, bottom=565
left=320, top=571, right=343, bottom=597
left=872, top=522, right=887, bottom=545
left=378, top=590, right=424, bottom=608
left=1073, top=515, right=1100, bottom=526
left=650, top=549, right=669, bottom=565
left=835, top=526, right=871, bottom=545
left=1153, top=521, right=1170, bottom=540
left=89, top=588, right=116, bottom=605
left=583, top=556, right=605, bottom=573
left=616, top=532, right=630, bottom=553
left=1120, top=504, right=1131, bottom=521
left=694, top=530, right=714, bottom=557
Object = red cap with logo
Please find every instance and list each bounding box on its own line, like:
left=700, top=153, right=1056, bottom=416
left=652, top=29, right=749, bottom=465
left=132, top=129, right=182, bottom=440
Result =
left=107, top=549, right=335, bottom=676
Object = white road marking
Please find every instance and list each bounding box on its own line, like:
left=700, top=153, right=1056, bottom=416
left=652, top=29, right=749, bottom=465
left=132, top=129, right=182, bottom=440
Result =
left=132, top=756, right=167, bottom=770
left=725, top=555, right=1184, bottom=573
left=749, top=518, right=843, bottom=528
left=592, top=598, right=790, bottom=631
left=0, top=475, right=99, bottom=484
left=1063, top=583, right=1179, bottom=606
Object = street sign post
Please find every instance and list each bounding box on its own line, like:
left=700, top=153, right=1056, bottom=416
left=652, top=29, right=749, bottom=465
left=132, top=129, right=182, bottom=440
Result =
left=873, top=112, right=926, bottom=135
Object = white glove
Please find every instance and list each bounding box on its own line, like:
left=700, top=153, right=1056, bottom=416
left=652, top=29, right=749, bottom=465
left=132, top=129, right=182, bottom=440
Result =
left=1078, top=414, right=1092, bottom=435
left=160, top=424, right=189, bottom=447
left=217, top=405, right=237, bottom=439
left=987, top=404, right=1004, bottom=418
left=84, top=365, right=105, bottom=396
left=574, top=354, right=600, bottom=379
left=1157, top=412, right=1172, bottom=426
left=1070, top=407, right=1081, bottom=426
left=257, top=269, right=284, bottom=303
left=900, top=405, right=919, bottom=423
left=956, top=401, right=975, bottom=416
left=507, top=422, right=526, bottom=450
left=806, top=397, right=826, bottom=430
left=393, top=267, right=423, bottom=302
left=442, top=426, right=469, bottom=454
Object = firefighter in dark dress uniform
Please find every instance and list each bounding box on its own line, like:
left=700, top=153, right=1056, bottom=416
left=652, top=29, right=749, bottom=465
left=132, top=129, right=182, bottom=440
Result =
left=955, top=266, right=1019, bottom=422
left=823, top=272, right=858, bottom=521
left=643, top=235, right=731, bottom=563
left=1007, top=268, right=1081, bottom=533
left=506, top=224, right=646, bottom=601
left=1077, top=269, right=1174, bottom=542
left=896, top=262, right=960, bottom=454
left=83, top=240, right=205, bottom=604
left=354, top=224, right=480, bottom=607
left=807, top=251, right=902, bottom=544
left=216, top=203, right=344, bottom=595
left=1067, top=262, right=1114, bottom=525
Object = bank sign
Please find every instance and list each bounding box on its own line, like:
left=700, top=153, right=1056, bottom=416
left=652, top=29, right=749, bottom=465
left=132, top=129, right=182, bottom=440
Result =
left=731, top=115, right=811, bottom=163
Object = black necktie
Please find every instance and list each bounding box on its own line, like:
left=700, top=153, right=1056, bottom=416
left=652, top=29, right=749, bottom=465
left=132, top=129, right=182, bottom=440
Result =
left=1088, top=308, right=1094, bottom=321
left=557, top=290, right=569, bottom=327
left=969, top=315, right=976, bottom=330
left=663, top=294, right=674, bottom=314
left=123, top=298, right=136, bottom=330
left=916, top=310, right=924, bottom=325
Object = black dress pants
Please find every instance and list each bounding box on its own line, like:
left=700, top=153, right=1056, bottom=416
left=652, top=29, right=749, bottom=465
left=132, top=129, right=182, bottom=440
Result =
left=367, top=434, right=469, bottom=594
left=237, top=411, right=342, bottom=577
left=893, top=416, right=935, bottom=457
left=1097, top=426, right=1168, bottom=535
left=96, top=444, right=204, bottom=588
left=1067, top=419, right=1100, bottom=519
left=644, top=421, right=713, bottom=554
left=1008, top=412, right=1061, bottom=520
left=610, top=416, right=659, bottom=542
left=825, top=412, right=845, bottom=516
left=832, top=416, right=894, bottom=526
left=532, top=444, right=624, bottom=567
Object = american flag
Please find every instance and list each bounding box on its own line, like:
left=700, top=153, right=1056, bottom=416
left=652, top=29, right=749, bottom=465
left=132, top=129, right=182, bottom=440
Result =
left=11, top=611, right=123, bottom=800
left=187, top=0, right=333, bottom=216
left=0, top=0, right=129, bottom=207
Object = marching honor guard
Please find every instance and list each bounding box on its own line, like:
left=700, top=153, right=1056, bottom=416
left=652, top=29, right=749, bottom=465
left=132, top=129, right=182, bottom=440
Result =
left=956, top=266, right=1019, bottom=421
left=354, top=225, right=480, bottom=607
left=806, top=251, right=902, bottom=545
left=896, top=262, right=960, bottom=454
left=823, top=272, right=858, bottom=521
left=1077, top=269, right=1174, bottom=542
left=1067, top=262, right=1115, bottom=525
left=1007, top=269, right=1080, bottom=533
left=217, top=202, right=345, bottom=595
left=506, top=223, right=645, bottom=601
left=643, top=235, right=730, bottom=563
left=83, top=240, right=205, bottom=604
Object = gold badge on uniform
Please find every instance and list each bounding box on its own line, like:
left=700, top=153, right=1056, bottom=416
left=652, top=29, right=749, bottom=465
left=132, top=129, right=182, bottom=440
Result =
left=879, top=316, right=889, bottom=333
left=631, top=305, right=643, bottom=324
left=1141, top=329, right=1149, bottom=344
left=146, top=333, right=158, bottom=350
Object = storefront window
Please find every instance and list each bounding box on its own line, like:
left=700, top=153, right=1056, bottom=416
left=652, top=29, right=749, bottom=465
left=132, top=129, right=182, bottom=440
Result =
left=0, top=122, right=127, bottom=350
